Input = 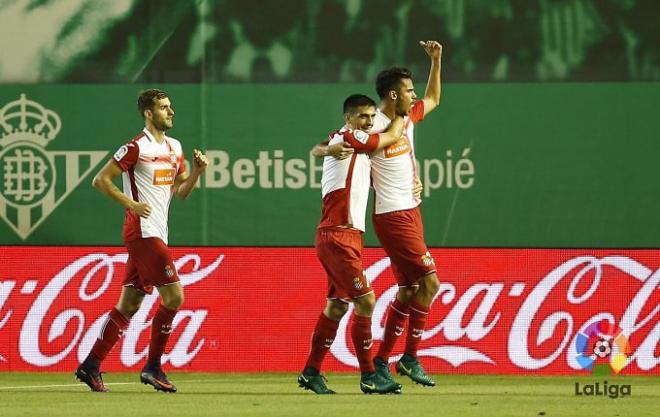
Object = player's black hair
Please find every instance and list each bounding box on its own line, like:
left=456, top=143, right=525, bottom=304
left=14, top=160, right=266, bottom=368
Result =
left=375, top=67, right=413, bottom=99
left=137, top=89, right=169, bottom=118
left=343, top=94, right=376, bottom=114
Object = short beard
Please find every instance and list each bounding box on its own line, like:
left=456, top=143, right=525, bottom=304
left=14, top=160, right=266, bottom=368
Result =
left=153, top=119, right=171, bottom=132
left=395, top=104, right=410, bottom=117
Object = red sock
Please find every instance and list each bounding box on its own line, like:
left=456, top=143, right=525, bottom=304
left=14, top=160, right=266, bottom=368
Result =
left=405, top=301, right=430, bottom=357
left=147, top=304, right=178, bottom=366
left=351, top=314, right=375, bottom=373
left=304, top=314, right=340, bottom=371
left=376, top=299, right=409, bottom=361
left=89, top=308, right=130, bottom=361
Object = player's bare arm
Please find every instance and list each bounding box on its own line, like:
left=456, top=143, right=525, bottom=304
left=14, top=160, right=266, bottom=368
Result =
left=413, top=176, right=423, bottom=200
left=419, top=40, right=442, bottom=117
left=311, top=116, right=404, bottom=158
left=373, top=115, right=405, bottom=151
left=175, top=148, right=208, bottom=199
left=92, top=160, right=152, bottom=218
left=311, top=140, right=354, bottom=160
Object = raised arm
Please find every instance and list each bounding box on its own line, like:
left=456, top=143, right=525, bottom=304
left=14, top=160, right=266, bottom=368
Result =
left=174, top=149, right=208, bottom=199
left=419, top=40, right=443, bottom=117
left=92, top=159, right=152, bottom=217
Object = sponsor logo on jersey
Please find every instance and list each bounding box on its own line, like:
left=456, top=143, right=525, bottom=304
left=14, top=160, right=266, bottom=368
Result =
left=153, top=169, right=176, bottom=186
left=384, top=136, right=410, bottom=158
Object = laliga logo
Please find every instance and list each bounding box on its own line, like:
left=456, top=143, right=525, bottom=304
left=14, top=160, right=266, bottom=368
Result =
left=0, top=94, right=107, bottom=239
left=575, top=320, right=632, bottom=376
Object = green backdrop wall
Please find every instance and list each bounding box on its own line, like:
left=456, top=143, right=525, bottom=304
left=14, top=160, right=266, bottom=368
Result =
left=1, top=83, right=658, bottom=247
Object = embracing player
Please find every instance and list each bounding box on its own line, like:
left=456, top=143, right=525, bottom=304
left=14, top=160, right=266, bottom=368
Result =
left=370, top=40, right=443, bottom=388
left=299, top=94, right=407, bottom=394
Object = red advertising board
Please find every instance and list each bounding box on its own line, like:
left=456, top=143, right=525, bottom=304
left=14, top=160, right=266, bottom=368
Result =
left=0, top=247, right=658, bottom=375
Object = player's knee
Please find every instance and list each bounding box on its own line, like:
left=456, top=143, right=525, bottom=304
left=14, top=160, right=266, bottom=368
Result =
left=123, top=303, right=141, bottom=317
left=325, top=301, right=349, bottom=320
left=421, top=273, right=440, bottom=297
left=163, top=291, right=184, bottom=310
left=116, top=299, right=143, bottom=318
left=353, top=292, right=375, bottom=316
left=397, top=287, right=416, bottom=304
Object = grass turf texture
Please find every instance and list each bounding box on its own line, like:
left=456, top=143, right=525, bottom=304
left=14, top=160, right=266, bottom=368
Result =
left=0, top=373, right=657, bottom=417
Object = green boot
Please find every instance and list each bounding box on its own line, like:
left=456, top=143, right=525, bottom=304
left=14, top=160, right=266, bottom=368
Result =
left=360, top=371, right=402, bottom=394
left=373, top=357, right=402, bottom=390
left=396, top=354, right=436, bottom=387
left=298, top=370, right=336, bottom=394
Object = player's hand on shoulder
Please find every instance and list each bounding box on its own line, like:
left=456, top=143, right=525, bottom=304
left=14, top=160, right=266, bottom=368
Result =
left=131, top=201, right=152, bottom=218
left=192, top=149, right=209, bottom=169
left=328, top=141, right=354, bottom=160
left=419, top=40, right=442, bottom=59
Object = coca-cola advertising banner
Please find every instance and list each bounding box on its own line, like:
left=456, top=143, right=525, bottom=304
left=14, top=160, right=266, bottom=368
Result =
left=0, top=247, right=658, bottom=375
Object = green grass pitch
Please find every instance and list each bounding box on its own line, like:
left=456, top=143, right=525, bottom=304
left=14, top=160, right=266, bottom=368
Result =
left=0, top=373, right=657, bottom=417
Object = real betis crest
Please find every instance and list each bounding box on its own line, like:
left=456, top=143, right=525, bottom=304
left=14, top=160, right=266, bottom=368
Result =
left=0, top=94, right=107, bottom=239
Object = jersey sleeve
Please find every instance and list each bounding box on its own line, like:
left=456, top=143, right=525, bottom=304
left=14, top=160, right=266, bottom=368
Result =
left=112, top=142, right=139, bottom=171
left=342, top=130, right=380, bottom=153
left=410, top=100, right=425, bottom=124
left=177, top=155, right=186, bottom=175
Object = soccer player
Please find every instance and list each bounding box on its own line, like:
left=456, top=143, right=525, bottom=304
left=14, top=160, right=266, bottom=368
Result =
left=299, top=94, right=406, bottom=395
left=75, top=89, right=208, bottom=393
left=370, top=40, right=443, bottom=387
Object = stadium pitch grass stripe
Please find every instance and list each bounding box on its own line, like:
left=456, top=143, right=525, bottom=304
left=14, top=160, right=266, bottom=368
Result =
left=0, top=382, right=138, bottom=390
left=0, top=373, right=657, bottom=417
left=0, top=376, right=307, bottom=390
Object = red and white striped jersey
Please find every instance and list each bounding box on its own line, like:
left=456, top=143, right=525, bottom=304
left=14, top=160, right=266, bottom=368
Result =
left=112, top=128, right=186, bottom=244
left=370, top=100, right=425, bottom=214
left=319, top=127, right=380, bottom=232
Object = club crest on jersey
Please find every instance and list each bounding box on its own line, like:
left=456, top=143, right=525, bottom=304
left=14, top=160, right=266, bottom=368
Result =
left=0, top=94, right=107, bottom=240
left=384, top=136, right=410, bottom=158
